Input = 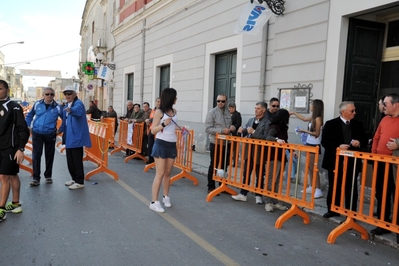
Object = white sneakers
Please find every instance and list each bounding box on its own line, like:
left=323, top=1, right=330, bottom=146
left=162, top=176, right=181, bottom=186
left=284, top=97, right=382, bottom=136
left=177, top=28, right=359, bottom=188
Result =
left=64, top=180, right=84, bottom=190
left=150, top=196, right=172, bottom=213
left=149, top=201, right=165, bottom=213
left=314, top=188, right=323, bottom=199
left=265, top=202, right=288, bottom=212
left=255, top=196, right=263, bottom=204
left=162, top=196, right=171, bottom=208
left=302, top=186, right=323, bottom=199
left=231, top=194, right=247, bottom=202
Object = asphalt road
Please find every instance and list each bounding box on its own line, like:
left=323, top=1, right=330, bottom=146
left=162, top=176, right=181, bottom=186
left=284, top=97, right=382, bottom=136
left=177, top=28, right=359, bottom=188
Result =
left=1, top=149, right=399, bottom=266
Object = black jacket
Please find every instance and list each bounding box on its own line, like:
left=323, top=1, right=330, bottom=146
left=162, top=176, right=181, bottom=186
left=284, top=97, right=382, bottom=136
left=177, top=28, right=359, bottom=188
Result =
left=0, top=98, right=30, bottom=150
left=321, top=117, right=367, bottom=171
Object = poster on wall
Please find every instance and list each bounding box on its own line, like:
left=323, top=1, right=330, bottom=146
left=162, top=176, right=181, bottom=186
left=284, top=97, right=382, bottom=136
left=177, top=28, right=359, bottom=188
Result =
left=278, top=84, right=312, bottom=113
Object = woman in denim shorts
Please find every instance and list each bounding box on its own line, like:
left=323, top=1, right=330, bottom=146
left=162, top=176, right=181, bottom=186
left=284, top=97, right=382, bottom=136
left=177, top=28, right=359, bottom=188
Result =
left=149, top=88, right=178, bottom=213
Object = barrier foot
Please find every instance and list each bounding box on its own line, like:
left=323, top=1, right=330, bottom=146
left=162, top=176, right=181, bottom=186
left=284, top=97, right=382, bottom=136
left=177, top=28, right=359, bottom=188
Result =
left=275, top=204, right=310, bottom=229
left=110, top=147, right=124, bottom=155
left=206, top=183, right=234, bottom=202
left=327, top=217, right=369, bottom=244
left=170, top=170, right=198, bottom=186
left=20, top=164, right=33, bottom=176
left=124, top=153, right=147, bottom=163
left=85, top=164, right=119, bottom=181
left=143, top=162, right=155, bottom=172
left=24, top=155, right=32, bottom=165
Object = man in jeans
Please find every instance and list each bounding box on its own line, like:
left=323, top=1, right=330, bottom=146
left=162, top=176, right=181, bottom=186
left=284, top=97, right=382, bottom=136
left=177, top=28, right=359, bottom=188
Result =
left=25, top=87, right=62, bottom=186
left=205, top=94, right=233, bottom=193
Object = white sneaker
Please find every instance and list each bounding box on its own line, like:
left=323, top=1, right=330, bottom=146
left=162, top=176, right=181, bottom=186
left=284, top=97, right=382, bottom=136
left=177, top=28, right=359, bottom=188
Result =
left=231, top=194, right=247, bottom=202
left=68, top=183, right=84, bottom=190
left=149, top=201, right=165, bottom=213
left=255, top=196, right=263, bottom=204
left=162, top=196, right=171, bottom=208
left=65, top=180, right=75, bottom=186
left=314, top=188, right=323, bottom=199
left=273, top=203, right=288, bottom=211
left=265, top=203, right=274, bottom=212
left=305, top=186, right=313, bottom=193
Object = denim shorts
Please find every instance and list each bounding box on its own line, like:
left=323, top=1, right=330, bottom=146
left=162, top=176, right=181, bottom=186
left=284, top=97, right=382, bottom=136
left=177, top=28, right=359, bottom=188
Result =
left=151, top=139, right=177, bottom=159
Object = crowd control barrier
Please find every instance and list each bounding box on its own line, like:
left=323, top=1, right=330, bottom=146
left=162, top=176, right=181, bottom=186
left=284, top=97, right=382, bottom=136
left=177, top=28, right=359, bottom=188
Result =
left=143, top=129, right=198, bottom=186
left=83, top=120, right=118, bottom=180
left=327, top=149, right=399, bottom=244
left=101, top=117, right=116, bottom=148
left=207, top=134, right=319, bottom=228
left=110, top=120, right=147, bottom=163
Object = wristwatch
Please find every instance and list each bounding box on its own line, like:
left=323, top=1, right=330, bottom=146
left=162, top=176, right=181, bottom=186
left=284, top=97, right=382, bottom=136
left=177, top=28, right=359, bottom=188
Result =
left=19, top=148, right=25, bottom=152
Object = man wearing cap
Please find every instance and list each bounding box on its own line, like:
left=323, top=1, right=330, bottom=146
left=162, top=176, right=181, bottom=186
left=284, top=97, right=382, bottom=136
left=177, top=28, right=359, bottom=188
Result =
left=59, top=85, right=92, bottom=190
left=25, top=87, right=62, bottom=186
left=0, top=80, right=30, bottom=221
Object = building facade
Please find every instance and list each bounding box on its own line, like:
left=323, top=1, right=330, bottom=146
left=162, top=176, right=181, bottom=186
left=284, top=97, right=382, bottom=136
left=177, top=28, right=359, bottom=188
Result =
left=79, top=0, right=399, bottom=157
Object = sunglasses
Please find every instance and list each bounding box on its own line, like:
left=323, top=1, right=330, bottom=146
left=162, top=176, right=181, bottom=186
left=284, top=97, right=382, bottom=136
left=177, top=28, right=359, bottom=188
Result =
left=217, top=100, right=226, bottom=103
left=45, top=93, right=55, bottom=96
left=271, top=105, right=280, bottom=108
left=63, top=92, right=73, bottom=96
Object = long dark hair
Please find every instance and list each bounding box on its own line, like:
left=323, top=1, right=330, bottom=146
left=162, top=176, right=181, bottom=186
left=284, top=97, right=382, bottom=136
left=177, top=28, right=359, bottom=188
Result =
left=270, top=109, right=289, bottom=131
left=310, top=99, right=324, bottom=131
left=160, top=88, right=177, bottom=113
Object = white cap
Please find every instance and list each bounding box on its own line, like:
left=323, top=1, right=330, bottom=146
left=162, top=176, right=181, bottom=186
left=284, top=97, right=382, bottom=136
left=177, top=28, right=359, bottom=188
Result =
left=62, top=85, right=76, bottom=93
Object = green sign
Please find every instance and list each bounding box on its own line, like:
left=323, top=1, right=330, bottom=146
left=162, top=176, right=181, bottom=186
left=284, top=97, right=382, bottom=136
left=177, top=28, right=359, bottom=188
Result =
left=82, top=62, right=95, bottom=75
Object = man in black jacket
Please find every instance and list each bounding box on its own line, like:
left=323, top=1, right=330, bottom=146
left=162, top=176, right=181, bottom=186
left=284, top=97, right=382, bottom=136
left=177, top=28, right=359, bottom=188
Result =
left=0, top=80, right=30, bottom=221
left=321, top=101, right=367, bottom=218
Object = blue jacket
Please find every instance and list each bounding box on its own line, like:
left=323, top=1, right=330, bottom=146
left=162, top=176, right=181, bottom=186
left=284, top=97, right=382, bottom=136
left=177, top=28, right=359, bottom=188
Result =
left=59, top=97, right=92, bottom=148
left=26, top=99, right=62, bottom=134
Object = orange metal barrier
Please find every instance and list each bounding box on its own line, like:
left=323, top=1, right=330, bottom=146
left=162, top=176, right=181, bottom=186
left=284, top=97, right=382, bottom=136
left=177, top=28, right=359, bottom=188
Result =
left=143, top=129, right=198, bottom=185
left=101, top=117, right=116, bottom=148
left=327, top=149, right=399, bottom=244
left=83, top=120, right=118, bottom=180
left=207, top=134, right=319, bottom=228
left=110, top=120, right=147, bottom=163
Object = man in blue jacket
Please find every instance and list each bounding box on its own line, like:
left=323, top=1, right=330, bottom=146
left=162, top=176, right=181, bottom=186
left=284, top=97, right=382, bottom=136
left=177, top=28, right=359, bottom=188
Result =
left=25, top=87, right=62, bottom=186
left=59, top=85, right=92, bottom=190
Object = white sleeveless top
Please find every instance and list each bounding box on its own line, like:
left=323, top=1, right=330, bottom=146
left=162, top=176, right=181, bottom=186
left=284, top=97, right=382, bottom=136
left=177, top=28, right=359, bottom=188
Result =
left=306, top=122, right=321, bottom=145
left=156, top=112, right=177, bottom=142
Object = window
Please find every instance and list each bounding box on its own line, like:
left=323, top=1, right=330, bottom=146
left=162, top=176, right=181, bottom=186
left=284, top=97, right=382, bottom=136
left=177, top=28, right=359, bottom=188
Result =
left=127, top=73, right=134, bottom=100
left=386, top=20, right=399, bottom=48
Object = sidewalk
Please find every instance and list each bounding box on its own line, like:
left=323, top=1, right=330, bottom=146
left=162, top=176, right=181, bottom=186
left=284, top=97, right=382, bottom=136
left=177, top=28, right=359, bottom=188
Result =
left=191, top=151, right=399, bottom=248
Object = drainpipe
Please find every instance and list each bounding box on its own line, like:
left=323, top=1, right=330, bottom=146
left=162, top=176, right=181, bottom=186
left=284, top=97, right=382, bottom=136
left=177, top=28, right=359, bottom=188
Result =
left=140, top=18, right=146, bottom=104
left=259, top=22, right=269, bottom=101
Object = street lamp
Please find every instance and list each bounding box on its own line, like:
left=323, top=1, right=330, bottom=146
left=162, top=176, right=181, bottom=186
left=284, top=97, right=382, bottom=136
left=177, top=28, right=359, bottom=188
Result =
left=12, top=62, right=30, bottom=68
left=0, top=41, right=24, bottom=49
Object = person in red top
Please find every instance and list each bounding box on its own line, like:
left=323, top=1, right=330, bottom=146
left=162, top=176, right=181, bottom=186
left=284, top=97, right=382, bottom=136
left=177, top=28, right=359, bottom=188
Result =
left=371, top=93, right=399, bottom=236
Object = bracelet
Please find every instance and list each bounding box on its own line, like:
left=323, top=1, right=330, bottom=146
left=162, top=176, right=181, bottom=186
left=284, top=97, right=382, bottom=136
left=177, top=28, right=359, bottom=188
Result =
left=161, top=122, right=166, bottom=127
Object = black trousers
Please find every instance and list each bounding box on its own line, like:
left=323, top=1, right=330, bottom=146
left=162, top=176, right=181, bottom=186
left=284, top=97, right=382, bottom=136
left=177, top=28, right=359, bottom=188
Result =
left=66, top=147, right=85, bottom=184
left=375, top=162, right=395, bottom=222
left=147, top=132, right=155, bottom=163
left=239, top=159, right=264, bottom=196
left=326, top=162, right=359, bottom=213
left=32, top=131, right=56, bottom=181
left=207, top=142, right=230, bottom=190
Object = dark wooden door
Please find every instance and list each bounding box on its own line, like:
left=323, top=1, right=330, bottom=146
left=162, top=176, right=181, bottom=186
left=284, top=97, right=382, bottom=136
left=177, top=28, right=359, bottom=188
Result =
left=343, top=18, right=385, bottom=138
left=159, top=65, right=170, bottom=95
left=214, top=51, right=237, bottom=105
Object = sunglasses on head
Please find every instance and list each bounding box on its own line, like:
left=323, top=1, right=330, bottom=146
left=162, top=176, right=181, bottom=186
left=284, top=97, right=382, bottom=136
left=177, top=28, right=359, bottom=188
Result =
left=217, top=100, right=226, bottom=103
left=45, top=93, right=55, bottom=96
left=63, top=92, right=73, bottom=96
left=271, top=105, right=280, bottom=108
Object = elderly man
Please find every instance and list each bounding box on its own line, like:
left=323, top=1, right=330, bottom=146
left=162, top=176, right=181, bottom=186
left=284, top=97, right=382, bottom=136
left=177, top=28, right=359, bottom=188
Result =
left=205, top=94, right=233, bottom=193
left=59, top=86, right=92, bottom=190
left=370, top=93, right=399, bottom=235
left=25, top=87, right=62, bottom=186
left=119, top=100, right=134, bottom=121
left=0, top=80, right=29, bottom=220
left=232, top=101, right=270, bottom=204
left=321, top=101, right=367, bottom=218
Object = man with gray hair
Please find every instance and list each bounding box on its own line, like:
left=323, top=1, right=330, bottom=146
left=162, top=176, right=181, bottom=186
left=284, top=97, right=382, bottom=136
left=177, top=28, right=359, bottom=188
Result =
left=25, top=87, right=62, bottom=186
left=321, top=101, right=367, bottom=218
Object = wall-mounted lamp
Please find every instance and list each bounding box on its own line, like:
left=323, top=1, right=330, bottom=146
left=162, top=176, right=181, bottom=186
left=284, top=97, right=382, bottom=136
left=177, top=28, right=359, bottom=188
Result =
left=96, top=52, right=104, bottom=65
